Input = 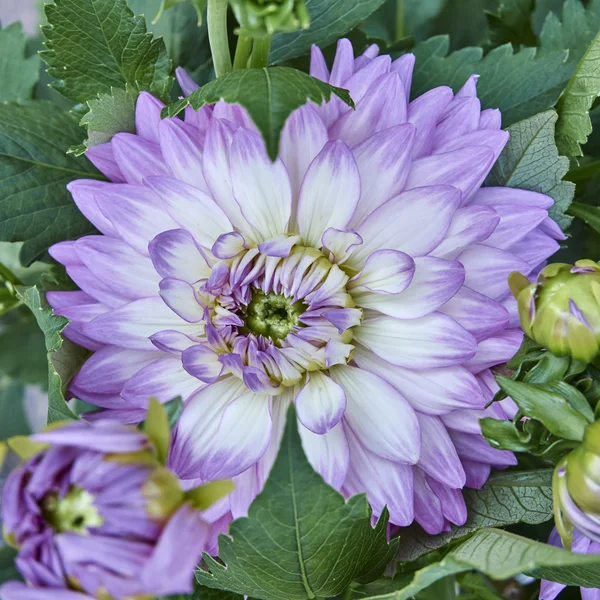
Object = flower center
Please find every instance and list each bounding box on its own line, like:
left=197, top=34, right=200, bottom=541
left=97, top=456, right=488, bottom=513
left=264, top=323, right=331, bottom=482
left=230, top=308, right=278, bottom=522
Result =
left=42, top=487, right=103, bottom=534
left=244, top=291, right=306, bottom=340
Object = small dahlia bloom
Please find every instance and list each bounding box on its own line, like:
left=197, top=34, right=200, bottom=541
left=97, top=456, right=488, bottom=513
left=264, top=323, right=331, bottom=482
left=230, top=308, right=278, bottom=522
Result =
left=47, top=39, right=563, bottom=533
left=1, top=421, right=214, bottom=599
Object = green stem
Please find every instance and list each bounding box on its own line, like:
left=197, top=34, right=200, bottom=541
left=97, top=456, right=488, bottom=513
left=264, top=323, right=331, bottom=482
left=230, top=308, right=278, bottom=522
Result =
left=423, top=576, right=456, bottom=600
left=249, top=36, right=272, bottom=68
left=395, top=0, right=405, bottom=41
left=207, top=0, right=232, bottom=77
left=233, top=34, right=254, bottom=70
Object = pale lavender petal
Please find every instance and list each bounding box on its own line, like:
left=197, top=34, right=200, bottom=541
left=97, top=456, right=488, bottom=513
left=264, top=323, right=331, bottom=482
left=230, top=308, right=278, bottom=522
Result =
left=479, top=108, right=501, bottom=130
left=509, top=228, right=560, bottom=266
left=407, top=86, right=453, bottom=158
left=0, top=582, right=92, bottom=600
left=258, top=234, right=302, bottom=257
left=176, top=66, right=200, bottom=95
left=321, top=228, right=363, bottom=264
left=482, top=204, right=548, bottom=249
left=450, top=431, right=517, bottom=467
left=159, top=278, right=204, bottom=322
left=433, top=97, right=481, bottom=150
left=309, top=44, right=329, bottom=81
left=67, top=180, right=119, bottom=237
left=464, top=328, right=523, bottom=373
left=111, top=133, right=168, bottom=184
left=85, top=143, right=125, bottom=182
left=472, top=186, right=553, bottom=209
left=212, top=231, right=246, bottom=259
left=428, top=477, right=468, bottom=525
left=135, top=92, right=164, bottom=144
left=391, top=53, right=415, bottom=100
left=150, top=330, right=198, bottom=354
left=182, top=344, right=223, bottom=383
left=354, top=313, right=477, bottom=369
left=462, top=459, right=491, bottom=489
left=349, top=249, right=414, bottom=294
left=413, top=469, right=444, bottom=534
left=295, top=372, right=346, bottom=434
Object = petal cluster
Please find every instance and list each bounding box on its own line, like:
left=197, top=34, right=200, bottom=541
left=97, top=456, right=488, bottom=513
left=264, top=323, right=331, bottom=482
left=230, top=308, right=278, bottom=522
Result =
left=1, top=421, right=214, bottom=599
left=47, top=39, right=563, bottom=534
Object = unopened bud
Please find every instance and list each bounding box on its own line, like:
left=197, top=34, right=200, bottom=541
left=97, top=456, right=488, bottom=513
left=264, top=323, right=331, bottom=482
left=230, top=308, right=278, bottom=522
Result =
left=509, top=260, right=600, bottom=363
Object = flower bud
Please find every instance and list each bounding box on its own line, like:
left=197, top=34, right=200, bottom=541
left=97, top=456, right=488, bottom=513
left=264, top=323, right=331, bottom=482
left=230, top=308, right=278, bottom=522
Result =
left=0, top=420, right=232, bottom=600
left=554, top=420, right=600, bottom=549
left=230, top=0, right=310, bottom=37
left=509, top=260, right=600, bottom=363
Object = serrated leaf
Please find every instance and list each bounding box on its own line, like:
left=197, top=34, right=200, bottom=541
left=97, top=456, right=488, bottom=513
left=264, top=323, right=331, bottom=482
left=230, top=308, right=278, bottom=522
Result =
left=163, top=67, right=354, bottom=160
left=0, top=23, right=40, bottom=102
left=409, top=36, right=573, bottom=126
left=485, top=109, right=575, bottom=230
left=76, top=87, right=137, bottom=153
left=485, top=0, right=537, bottom=50
left=0, top=101, right=104, bottom=266
left=16, top=285, right=84, bottom=423
left=396, top=469, right=554, bottom=562
left=555, top=30, right=600, bottom=157
left=539, top=0, right=600, bottom=60
left=269, top=0, right=387, bottom=63
left=196, top=405, right=398, bottom=600
left=495, top=375, right=591, bottom=441
left=42, top=0, right=173, bottom=104
left=364, top=528, right=600, bottom=599
left=0, top=545, right=21, bottom=585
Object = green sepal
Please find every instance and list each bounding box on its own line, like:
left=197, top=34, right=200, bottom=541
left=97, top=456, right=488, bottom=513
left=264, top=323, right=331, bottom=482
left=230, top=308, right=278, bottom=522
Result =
left=185, top=480, right=235, bottom=511
left=143, top=397, right=172, bottom=465
left=7, top=436, right=49, bottom=461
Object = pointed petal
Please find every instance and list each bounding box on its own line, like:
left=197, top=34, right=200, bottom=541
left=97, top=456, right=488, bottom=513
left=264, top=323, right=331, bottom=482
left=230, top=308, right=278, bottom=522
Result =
left=354, top=313, right=477, bottom=369
left=159, top=278, right=204, bottom=322
left=135, top=92, right=164, bottom=144
left=111, top=133, right=169, bottom=184
left=330, top=365, right=420, bottom=464
left=85, top=143, right=125, bottom=182
left=464, top=328, right=523, bottom=373
left=295, top=372, right=347, bottom=434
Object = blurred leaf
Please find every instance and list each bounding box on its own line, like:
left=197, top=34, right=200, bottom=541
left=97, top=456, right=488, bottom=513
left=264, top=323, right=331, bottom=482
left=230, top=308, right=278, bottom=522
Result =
left=409, top=37, right=573, bottom=127
left=456, top=573, right=504, bottom=600
left=485, top=110, right=575, bottom=230
left=0, top=318, right=47, bottom=386
left=485, top=0, right=537, bottom=50
left=0, top=545, right=21, bottom=585
left=496, top=376, right=591, bottom=441
left=16, top=285, right=83, bottom=423
left=362, top=528, right=600, bottom=599
left=396, top=470, right=554, bottom=562
left=0, top=22, right=40, bottom=102
left=569, top=201, right=600, bottom=233
left=0, top=378, right=29, bottom=440
left=269, top=0, right=387, bottom=63
left=42, top=0, right=173, bottom=104
left=196, top=406, right=398, bottom=599
left=143, top=398, right=171, bottom=464
left=163, top=67, right=354, bottom=160
left=0, top=101, right=103, bottom=266
left=555, top=30, right=600, bottom=157
left=163, top=396, right=184, bottom=428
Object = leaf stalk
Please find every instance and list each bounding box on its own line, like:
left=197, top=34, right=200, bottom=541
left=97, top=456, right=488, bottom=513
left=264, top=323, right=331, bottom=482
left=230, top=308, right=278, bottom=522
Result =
left=207, top=0, right=233, bottom=77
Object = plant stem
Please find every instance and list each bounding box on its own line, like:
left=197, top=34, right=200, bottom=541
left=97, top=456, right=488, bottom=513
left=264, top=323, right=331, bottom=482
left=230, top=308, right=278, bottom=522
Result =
left=207, top=0, right=232, bottom=77
left=233, top=34, right=254, bottom=70
left=395, top=0, right=405, bottom=41
left=423, top=576, right=457, bottom=600
left=249, top=36, right=272, bottom=68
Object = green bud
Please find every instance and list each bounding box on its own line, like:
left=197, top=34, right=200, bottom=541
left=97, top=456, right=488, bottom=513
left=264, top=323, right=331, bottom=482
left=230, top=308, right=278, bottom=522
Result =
left=142, top=466, right=185, bottom=522
left=509, top=260, right=600, bottom=363
left=566, top=420, right=600, bottom=517
left=230, top=0, right=310, bottom=38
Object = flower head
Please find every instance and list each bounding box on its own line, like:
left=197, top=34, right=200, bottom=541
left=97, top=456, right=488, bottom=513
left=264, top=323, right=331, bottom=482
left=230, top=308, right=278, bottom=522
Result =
left=0, top=419, right=226, bottom=600
left=510, top=260, right=600, bottom=363
left=48, top=39, right=562, bottom=533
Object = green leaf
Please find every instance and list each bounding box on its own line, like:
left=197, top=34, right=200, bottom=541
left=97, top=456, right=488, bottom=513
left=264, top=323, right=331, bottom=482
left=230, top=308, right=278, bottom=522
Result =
left=0, top=545, right=21, bottom=585
left=42, top=0, right=173, bottom=104
left=484, top=0, right=537, bottom=50
left=163, top=67, right=354, bottom=160
left=539, top=0, right=600, bottom=61
left=365, top=528, right=600, bottom=599
left=0, top=378, right=29, bottom=441
left=569, top=201, right=600, bottom=232
left=0, top=318, right=48, bottom=387
left=495, top=375, right=592, bottom=441
left=163, top=396, right=184, bottom=428
left=485, top=109, right=575, bottom=230
left=456, top=573, right=504, bottom=600
left=196, top=405, right=398, bottom=600
left=143, top=398, right=171, bottom=464
left=409, top=36, right=573, bottom=127
left=0, top=101, right=104, bottom=266
left=555, top=30, right=600, bottom=157
left=16, top=285, right=84, bottom=423
left=396, top=469, right=554, bottom=562
left=0, top=23, right=40, bottom=102
left=74, top=87, right=137, bottom=154
left=269, top=0, right=387, bottom=63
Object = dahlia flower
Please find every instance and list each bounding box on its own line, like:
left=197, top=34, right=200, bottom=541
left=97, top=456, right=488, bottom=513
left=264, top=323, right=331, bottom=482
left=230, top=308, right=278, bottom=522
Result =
left=47, top=39, right=563, bottom=533
left=0, top=420, right=220, bottom=599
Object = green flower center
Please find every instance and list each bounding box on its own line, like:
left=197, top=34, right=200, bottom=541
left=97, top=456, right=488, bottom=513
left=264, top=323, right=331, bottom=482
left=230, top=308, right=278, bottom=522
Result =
left=43, top=487, right=103, bottom=534
left=244, top=291, right=305, bottom=340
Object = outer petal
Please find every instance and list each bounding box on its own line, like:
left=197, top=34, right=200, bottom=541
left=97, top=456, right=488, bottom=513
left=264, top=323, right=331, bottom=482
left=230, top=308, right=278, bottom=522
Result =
left=297, top=141, right=361, bottom=247
left=0, top=582, right=92, bottom=600
left=111, top=133, right=169, bottom=184
left=352, top=186, right=461, bottom=265
left=330, top=365, right=420, bottom=464
left=295, top=372, right=346, bottom=434
left=85, top=143, right=125, bottom=183
left=298, top=420, right=349, bottom=489
left=352, top=346, right=485, bottom=414
left=230, top=128, right=292, bottom=240
left=169, top=378, right=272, bottom=480
left=354, top=313, right=477, bottom=369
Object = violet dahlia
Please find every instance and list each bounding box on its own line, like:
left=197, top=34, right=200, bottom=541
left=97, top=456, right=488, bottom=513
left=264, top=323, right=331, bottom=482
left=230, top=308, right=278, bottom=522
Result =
left=0, top=420, right=222, bottom=599
left=47, top=39, right=563, bottom=533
